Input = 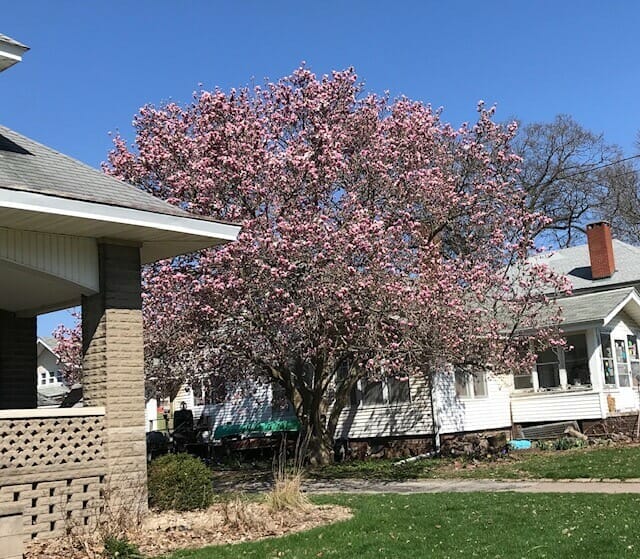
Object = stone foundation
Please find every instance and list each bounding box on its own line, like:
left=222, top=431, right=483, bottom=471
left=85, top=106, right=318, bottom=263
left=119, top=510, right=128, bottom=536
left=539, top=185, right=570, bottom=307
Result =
left=582, top=414, right=640, bottom=438
left=340, top=436, right=435, bottom=461
left=439, top=429, right=511, bottom=457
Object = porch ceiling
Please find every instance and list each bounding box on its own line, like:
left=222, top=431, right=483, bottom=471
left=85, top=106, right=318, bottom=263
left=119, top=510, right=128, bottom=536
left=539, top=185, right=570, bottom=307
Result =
left=0, top=261, right=94, bottom=316
left=0, top=188, right=240, bottom=264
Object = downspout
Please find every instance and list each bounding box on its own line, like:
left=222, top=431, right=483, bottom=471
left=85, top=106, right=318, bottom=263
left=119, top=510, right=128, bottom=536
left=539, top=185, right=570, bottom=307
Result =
left=428, top=370, right=441, bottom=454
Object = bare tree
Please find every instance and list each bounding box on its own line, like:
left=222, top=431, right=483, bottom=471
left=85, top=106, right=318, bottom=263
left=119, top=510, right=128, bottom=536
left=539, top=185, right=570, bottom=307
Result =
left=514, top=114, right=639, bottom=247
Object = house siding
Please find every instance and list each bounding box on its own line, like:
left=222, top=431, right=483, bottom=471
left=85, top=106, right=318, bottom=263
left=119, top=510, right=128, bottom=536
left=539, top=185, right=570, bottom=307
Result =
left=334, top=375, right=433, bottom=439
left=434, top=371, right=511, bottom=434
left=196, top=382, right=295, bottom=432
left=0, top=227, right=98, bottom=292
left=511, top=390, right=604, bottom=423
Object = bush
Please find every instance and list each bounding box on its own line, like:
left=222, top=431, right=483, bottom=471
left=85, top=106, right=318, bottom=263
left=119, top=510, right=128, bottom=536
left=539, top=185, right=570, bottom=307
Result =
left=148, top=453, right=214, bottom=511
left=535, top=437, right=588, bottom=451
left=103, top=536, right=143, bottom=559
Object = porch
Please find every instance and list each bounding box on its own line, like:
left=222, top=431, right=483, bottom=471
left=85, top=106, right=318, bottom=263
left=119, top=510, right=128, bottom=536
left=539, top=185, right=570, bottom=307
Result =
left=0, top=123, right=239, bottom=547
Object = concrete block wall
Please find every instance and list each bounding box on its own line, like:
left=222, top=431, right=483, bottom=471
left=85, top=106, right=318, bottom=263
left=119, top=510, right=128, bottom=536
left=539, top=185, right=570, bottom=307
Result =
left=0, top=504, right=23, bottom=559
left=0, top=474, right=104, bottom=541
left=0, top=409, right=107, bottom=541
left=82, top=243, right=147, bottom=501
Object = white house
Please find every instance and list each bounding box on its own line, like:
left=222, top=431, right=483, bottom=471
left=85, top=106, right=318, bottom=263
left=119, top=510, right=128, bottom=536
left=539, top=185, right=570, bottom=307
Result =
left=510, top=222, right=640, bottom=427
left=184, top=222, right=640, bottom=450
left=35, top=337, right=68, bottom=407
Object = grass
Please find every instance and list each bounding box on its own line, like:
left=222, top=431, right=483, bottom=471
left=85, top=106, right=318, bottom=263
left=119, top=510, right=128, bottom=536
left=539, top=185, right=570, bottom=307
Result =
left=307, top=445, right=640, bottom=481
left=165, top=492, right=640, bottom=558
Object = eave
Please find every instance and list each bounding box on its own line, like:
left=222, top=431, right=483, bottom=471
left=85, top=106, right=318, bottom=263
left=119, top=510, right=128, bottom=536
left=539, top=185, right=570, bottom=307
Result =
left=0, top=188, right=240, bottom=264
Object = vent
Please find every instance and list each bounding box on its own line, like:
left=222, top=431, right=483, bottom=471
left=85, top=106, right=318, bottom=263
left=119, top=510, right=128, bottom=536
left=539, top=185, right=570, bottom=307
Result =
left=0, top=133, right=32, bottom=155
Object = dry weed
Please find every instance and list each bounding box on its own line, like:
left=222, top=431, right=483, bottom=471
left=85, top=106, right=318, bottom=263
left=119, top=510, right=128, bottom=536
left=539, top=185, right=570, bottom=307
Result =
left=265, top=432, right=311, bottom=512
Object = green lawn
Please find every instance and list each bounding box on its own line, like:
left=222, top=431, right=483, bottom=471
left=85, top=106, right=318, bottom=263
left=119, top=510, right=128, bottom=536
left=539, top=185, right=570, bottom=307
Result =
left=307, top=445, right=640, bottom=481
left=166, top=493, right=640, bottom=558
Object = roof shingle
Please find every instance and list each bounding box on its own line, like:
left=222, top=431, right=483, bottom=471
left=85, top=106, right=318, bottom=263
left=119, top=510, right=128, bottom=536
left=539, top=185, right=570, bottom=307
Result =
left=0, top=125, right=192, bottom=218
left=533, top=240, right=640, bottom=293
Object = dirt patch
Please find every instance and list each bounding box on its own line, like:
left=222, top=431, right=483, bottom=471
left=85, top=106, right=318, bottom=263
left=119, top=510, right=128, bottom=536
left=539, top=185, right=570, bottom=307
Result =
left=25, top=503, right=351, bottom=558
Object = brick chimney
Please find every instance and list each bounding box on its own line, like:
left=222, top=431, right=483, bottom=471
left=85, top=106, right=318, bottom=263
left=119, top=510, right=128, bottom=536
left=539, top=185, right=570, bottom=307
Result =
left=586, top=221, right=615, bottom=279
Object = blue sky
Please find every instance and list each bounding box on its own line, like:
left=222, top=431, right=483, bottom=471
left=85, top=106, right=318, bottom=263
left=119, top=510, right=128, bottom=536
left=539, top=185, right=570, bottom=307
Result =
left=2, top=0, right=639, bottom=335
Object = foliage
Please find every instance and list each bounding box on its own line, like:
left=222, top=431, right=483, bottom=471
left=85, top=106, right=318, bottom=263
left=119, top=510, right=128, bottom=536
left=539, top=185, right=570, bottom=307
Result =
left=534, top=439, right=556, bottom=451
left=52, top=309, right=83, bottom=386
left=167, top=493, right=640, bottom=559
left=535, top=437, right=589, bottom=452
left=102, top=536, right=143, bottom=559
left=59, top=66, right=569, bottom=463
left=148, top=453, right=214, bottom=511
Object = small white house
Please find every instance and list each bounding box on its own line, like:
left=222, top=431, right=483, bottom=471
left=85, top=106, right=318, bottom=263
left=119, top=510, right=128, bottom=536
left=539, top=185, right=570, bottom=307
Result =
left=35, top=337, right=68, bottom=407
left=510, top=223, right=640, bottom=426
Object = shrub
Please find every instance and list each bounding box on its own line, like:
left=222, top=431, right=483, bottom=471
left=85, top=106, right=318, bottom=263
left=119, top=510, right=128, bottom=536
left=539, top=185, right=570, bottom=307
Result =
left=148, top=453, right=214, bottom=511
left=103, top=536, right=143, bottom=559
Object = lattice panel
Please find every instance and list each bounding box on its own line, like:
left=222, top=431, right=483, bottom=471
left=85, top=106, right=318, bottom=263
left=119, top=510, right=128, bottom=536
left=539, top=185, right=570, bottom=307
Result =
left=0, top=416, right=104, bottom=469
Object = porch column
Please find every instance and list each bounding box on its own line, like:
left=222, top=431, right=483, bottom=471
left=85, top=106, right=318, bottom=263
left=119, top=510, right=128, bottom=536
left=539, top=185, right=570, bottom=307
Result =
left=0, top=310, right=36, bottom=409
left=81, top=243, right=147, bottom=503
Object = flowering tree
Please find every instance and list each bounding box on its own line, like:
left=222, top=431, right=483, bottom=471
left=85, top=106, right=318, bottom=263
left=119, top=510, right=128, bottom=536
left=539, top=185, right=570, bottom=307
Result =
left=52, top=311, right=83, bottom=386
left=58, top=67, right=569, bottom=463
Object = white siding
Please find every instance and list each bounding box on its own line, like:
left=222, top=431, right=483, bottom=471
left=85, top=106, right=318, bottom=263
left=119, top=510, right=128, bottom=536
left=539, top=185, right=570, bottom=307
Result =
left=0, top=227, right=98, bottom=291
left=195, top=382, right=295, bottom=433
left=36, top=344, right=61, bottom=386
left=434, top=370, right=511, bottom=434
left=511, top=390, right=603, bottom=423
left=172, top=384, right=195, bottom=411
left=335, top=375, right=433, bottom=439
left=191, top=377, right=434, bottom=440
left=145, top=398, right=158, bottom=432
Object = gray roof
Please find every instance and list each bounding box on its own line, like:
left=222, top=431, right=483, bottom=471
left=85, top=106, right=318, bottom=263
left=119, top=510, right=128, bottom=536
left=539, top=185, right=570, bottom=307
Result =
left=532, top=240, right=640, bottom=293
left=0, top=125, right=192, bottom=218
left=37, top=384, right=69, bottom=407
left=38, top=336, right=58, bottom=352
left=557, top=287, right=637, bottom=327
left=0, top=34, right=29, bottom=50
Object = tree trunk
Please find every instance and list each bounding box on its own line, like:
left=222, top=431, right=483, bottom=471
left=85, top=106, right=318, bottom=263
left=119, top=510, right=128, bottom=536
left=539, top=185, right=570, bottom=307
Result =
left=302, top=397, right=335, bottom=466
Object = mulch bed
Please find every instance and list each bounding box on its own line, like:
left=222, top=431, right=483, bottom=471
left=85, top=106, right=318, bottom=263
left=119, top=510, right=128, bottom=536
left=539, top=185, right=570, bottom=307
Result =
left=26, top=502, right=352, bottom=558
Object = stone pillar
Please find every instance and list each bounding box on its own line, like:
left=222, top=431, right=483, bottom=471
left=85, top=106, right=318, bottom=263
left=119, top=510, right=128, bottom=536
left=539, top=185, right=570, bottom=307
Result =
left=81, top=243, right=147, bottom=506
left=0, top=310, right=36, bottom=409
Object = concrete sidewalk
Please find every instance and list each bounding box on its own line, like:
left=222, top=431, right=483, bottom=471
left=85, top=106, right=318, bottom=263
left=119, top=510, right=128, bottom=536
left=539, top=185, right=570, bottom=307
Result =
left=303, top=478, right=640, bottom=494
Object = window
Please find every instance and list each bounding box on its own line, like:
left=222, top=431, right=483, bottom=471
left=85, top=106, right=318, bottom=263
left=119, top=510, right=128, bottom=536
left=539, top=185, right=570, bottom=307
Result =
left=388, top=376, right=411, bottom=402
left=565, top=334, right=590, bottom=386
left=614, top=339, right=632, bottom=387
left=514, top=372, right=534, bottom=390
left=629, top=335, right=640, bottom=387
left=601, top=333, right=615, bottom=385
left=536, top=347, right=560, bottom=389
left=362, top=381, right=384, bottom=405
left=454, top=369, right=488, bottom=399
left=351, top=376, right=410, bottom=406
left=517, top=333, right=592, bottom=392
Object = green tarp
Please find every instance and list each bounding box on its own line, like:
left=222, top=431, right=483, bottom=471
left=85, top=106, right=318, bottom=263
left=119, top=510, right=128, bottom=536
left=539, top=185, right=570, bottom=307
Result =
left=214, top=418, right=300, bottom=440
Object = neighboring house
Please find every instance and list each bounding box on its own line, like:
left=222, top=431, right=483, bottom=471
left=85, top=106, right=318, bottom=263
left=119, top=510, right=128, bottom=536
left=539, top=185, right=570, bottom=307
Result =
left=510, top=222, right=640, bottom=427
left=35, top=337, right=69, bottom=407
left=178, top=221, right=640, bottom=449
